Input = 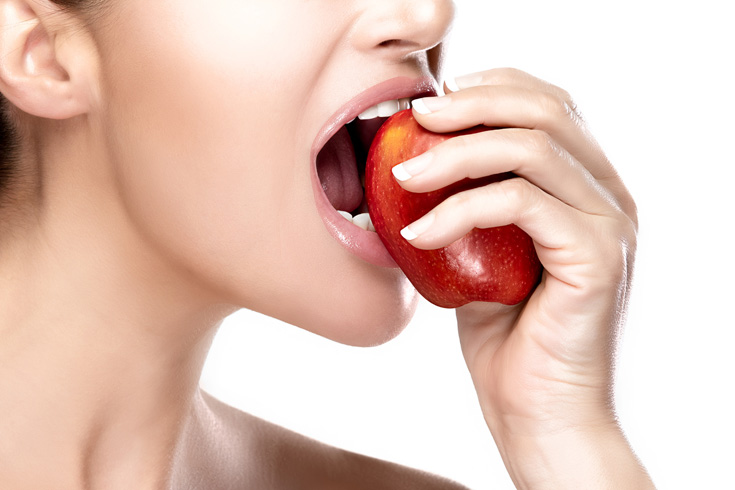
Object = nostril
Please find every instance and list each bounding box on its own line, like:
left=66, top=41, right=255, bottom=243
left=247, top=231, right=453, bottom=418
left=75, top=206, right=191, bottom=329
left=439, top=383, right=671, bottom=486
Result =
left=352, top=0, right=455, bottom=57
left=378, top=39, right=419, bottom=50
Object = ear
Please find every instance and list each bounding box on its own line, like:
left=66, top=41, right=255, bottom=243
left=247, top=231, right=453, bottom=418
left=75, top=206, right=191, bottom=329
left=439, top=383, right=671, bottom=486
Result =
left=0, top=0, right=94, bottom=119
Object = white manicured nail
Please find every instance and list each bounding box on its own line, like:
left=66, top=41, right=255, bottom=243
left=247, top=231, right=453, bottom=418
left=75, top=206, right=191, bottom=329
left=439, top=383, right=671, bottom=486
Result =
left=392, top=152, right=433, bottom=181
left=400, top=226, right=419, bottom=241
left=392, top=163, right=413, bottom=182
left=400, top=212, right=435, bottom=241
left=411, top=98, right=431, bottom=115
left=453, top=73, right=484, bottom=89
left=445, top=76, right=460, bottom=92
left=412, top=96, right=451, bottom=115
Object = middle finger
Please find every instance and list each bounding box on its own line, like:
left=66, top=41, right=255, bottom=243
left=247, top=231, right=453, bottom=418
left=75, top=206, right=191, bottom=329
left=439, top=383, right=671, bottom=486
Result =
left=393, top=127, right=621, bottom=216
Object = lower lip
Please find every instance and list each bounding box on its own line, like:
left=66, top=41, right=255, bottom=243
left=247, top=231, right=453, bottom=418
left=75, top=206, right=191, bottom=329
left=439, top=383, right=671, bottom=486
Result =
left=310, top=176, right=397, bottom=268
left=310, top=76, right=437, bottom=268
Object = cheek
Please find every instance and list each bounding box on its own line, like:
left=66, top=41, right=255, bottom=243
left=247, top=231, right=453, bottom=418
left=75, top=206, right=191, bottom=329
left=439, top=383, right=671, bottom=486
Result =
left=97, top=0, right=310, bottom=294
left=94, top=0, right=419, bottom=344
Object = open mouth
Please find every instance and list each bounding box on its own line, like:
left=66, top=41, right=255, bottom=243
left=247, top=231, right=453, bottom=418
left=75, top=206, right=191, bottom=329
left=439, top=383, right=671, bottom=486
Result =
left=310, top=76, right=437, bottom=267
left=315, top=98, right=413, bottom=232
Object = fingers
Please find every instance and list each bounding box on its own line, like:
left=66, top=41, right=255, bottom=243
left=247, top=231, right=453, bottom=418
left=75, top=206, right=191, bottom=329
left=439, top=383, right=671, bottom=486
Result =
left=402, top=177, right=573, bottom=251
left=400, top=177, right=635, bottom=289
left=413, top=85, right=611, bottom=181
left=392, top=127, right=620, bottom=217
left=391, top=68, right=639, bottom=294
left=414, top=67, right=636, bottom=223
left=445, top=68, right=579, bottom=117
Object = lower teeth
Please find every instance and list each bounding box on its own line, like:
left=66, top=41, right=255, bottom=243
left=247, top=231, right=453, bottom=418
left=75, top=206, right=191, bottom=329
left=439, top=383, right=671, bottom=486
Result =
left=337, top=210, right=375, bottom=232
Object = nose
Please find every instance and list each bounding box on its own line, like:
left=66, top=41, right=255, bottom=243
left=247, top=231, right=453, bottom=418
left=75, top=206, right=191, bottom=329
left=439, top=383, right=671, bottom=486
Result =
left=350, top=0, right=456, bottom=61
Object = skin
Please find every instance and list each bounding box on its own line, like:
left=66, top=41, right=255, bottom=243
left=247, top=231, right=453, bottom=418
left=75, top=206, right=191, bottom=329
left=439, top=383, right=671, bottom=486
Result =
left=0, top=0, right=655, bottom=488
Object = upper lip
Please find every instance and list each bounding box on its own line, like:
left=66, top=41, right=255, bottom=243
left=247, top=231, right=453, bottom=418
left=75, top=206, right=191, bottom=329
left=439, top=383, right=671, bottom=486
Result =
left=307, top=75, right=438, bottom=268
left=310, top=75, right=439, bottom=160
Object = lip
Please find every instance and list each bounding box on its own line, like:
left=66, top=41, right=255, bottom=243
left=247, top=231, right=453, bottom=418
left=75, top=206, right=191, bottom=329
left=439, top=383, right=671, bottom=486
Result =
left=310, top=76, right=438, bottom=268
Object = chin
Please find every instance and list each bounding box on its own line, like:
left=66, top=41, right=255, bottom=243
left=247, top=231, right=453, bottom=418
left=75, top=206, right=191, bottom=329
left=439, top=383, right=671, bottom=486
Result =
left=324, top=277, right=420, bottom=347
left=258, top=265, right=420, bottom=348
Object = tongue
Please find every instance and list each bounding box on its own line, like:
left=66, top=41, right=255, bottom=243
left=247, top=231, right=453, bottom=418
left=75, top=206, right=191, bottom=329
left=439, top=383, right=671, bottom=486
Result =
left=316, top=125, right=363, bottom=213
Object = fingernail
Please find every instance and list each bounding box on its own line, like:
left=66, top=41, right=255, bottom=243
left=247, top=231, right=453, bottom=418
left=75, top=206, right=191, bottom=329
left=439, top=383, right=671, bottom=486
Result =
left=452, top=73, right=484, bottom=90
left=412, top=96, right=451, bottom=115
left=400, top=212, right=435, bottom=241
left=444, top=76, right=460, bottom=93
left=391, top=152, right=433, bottom=181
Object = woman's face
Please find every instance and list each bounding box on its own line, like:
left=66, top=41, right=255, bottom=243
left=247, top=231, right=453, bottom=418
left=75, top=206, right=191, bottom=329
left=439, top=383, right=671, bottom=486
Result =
left=90, top=0, right=455, bottom=345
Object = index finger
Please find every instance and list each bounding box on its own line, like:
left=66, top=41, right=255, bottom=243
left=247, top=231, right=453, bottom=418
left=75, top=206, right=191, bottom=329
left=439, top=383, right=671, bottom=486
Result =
left=444, top=68, right=581, bottom=118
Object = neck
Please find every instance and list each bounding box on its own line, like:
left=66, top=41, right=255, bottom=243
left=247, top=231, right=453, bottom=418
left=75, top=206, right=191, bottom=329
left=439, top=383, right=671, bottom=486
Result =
left=0, top=144, right=236, bottom=489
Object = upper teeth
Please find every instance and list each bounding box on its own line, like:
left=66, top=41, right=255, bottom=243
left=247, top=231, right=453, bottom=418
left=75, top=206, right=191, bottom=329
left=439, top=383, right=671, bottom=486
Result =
left=357, top=98, right=412, bottom=120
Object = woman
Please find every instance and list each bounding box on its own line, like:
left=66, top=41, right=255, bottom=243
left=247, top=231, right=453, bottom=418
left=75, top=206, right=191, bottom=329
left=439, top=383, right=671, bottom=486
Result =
left=0, top=0, right=655, bottom=488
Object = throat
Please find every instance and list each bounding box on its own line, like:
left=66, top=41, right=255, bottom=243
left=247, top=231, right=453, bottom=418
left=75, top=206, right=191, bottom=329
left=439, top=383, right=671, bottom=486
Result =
left=315, top=116, right=389, bottom=216
left=315, top=125, right=364, bottom=213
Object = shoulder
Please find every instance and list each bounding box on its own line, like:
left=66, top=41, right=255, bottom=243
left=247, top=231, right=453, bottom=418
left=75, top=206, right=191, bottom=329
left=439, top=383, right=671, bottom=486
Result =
left=193, top=389, right=470, bottom=490
left=331, top=449, right=472, bottom=490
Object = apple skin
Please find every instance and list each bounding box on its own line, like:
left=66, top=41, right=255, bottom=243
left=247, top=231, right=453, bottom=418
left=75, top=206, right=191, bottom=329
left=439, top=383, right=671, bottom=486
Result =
left=365, top=109, right=542, bottom=308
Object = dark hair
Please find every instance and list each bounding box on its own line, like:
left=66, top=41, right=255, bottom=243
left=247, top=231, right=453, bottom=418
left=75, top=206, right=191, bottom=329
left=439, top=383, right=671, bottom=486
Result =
left=0, top=106, right=20, bottom=203
left=0, top=0, right=94, bottom=205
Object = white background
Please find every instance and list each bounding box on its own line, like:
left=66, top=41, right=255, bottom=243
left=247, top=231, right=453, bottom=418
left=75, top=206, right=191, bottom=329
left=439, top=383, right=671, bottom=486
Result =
left=201, top=1, right=735, bottom=488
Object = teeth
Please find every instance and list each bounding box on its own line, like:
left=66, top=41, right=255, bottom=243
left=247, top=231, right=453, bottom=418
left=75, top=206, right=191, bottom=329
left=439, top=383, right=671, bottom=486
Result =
left=357, top=105, right=379, bottom=120
left=352, top=213, right=374, bottom=231
left=358, top=97, right=412, bottom=120
left=337, top=210, right=353, bottom=223
left=337, top=211, right=376, bottom=232
left=376, top=99, right=399, bottom=117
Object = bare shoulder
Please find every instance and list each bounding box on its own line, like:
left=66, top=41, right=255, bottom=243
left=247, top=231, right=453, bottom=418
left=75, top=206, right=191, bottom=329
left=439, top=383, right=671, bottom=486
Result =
left=332, top=448, right=472, bottom=490
left=196, top=390, right=470, bottom=490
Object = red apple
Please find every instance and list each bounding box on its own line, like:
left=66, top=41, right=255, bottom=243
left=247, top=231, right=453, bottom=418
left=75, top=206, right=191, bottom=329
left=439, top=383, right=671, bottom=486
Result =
left=365, top=109, right=542, bottom=307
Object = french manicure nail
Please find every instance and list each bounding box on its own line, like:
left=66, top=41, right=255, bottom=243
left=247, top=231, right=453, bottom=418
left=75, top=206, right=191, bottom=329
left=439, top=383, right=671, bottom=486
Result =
left=400, top=212, right=435, bottom=241
left=444, top=76, right=460, bottom=93
left=392, top=152, right=433, bottom=181
left=453, top=73, right=484, bottom=90
left=412, top=96, right=451, bottom=115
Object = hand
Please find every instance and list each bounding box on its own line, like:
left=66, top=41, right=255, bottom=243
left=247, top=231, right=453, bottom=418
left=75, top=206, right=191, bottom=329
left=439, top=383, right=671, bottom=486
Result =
left=399, top=68, right=652, bottom=488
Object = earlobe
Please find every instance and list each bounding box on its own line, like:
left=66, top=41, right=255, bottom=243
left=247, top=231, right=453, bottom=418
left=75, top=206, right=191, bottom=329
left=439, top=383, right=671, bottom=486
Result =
left=0, top=0, right=92, bottom=119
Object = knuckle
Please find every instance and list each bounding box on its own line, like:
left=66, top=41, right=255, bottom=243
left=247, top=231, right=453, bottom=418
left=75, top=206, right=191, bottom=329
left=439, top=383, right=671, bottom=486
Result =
left=538, top=91, right=578, bottom=125
left=444, top=190, right=471, bottom=210
left=441, top=132, right=472, bottom=155
left=556, top=87, right=575, bottom=107
left=548, top=86, right=586, bottom=123
left=498, top=178, right=536, bottom=210
left=606, top=243, right=631, bottom=284
left=559, top=87, right=573, bottom=101
left=524, top=129, right=559, bottom=160
left=618, top=214, right=639, bottom=253
left=604, top=178, right=639, bottom=231
left=593, top=218, right=638, bottom=283
left=621, top=193, right=639, bottom=230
